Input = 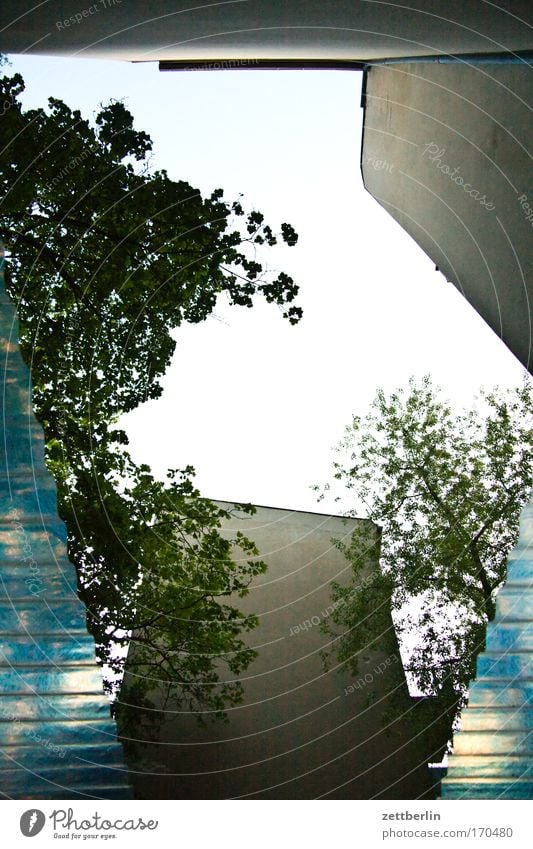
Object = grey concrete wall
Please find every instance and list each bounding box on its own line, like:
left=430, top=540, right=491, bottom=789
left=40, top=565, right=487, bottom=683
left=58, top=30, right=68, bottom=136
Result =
left=123, top=504, right=439, bottom=799
left=0, top=2, right=531, bottom=61
left=361, top=61, right=532, bottom=372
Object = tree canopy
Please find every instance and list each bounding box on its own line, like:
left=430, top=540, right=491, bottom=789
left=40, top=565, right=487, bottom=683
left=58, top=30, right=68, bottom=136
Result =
left=316, top=376, right=533, bottom=733
left=0, top=64, right=301, bottom=731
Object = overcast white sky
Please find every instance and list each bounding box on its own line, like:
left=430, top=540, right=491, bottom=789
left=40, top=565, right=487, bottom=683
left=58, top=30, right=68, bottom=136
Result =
left=8, top=55, right=527, bottom=513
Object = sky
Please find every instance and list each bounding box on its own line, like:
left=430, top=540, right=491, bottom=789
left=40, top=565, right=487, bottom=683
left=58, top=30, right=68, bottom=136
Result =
left=7, top=55, right=528, bottom=514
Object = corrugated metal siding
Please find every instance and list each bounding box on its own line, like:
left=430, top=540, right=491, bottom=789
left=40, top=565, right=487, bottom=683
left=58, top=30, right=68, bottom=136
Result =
left=0, top=241, right=133, bottom=799
left=442, top=492, right=533, bottom=799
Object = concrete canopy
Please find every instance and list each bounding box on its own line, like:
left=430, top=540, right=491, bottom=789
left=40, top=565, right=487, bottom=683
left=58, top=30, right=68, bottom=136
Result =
left=0, top=2, right=532, bottom=62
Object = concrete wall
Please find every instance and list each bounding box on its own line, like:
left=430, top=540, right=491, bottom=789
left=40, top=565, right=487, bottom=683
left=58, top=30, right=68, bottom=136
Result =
left=0, top=2, right=531, bottom=61
left=361, top=61, right=532, bottom=372
left=123, top=504, right=439, bottom=799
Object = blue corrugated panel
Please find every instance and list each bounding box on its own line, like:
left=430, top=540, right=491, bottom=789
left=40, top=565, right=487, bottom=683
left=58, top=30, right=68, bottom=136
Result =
left=0, top=239, right=133, bottom=799
left=441, top=492, right=533, bottom=800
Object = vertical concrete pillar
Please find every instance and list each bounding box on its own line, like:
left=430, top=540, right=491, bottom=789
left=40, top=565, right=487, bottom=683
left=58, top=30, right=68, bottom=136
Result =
left=0, top=239, right=133, bottom=799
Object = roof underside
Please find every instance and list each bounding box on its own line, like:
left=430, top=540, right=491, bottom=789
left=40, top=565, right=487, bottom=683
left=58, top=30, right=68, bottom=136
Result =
left=0, top=1, right=532, bottom=62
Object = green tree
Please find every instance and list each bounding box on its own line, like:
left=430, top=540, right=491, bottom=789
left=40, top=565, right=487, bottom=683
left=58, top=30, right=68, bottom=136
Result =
left=316, top=376, right=533, bottom=735
left=0, top=66, right=301, bottom=728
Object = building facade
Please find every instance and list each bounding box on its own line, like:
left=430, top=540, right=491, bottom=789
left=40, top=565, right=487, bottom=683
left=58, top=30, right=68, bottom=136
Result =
left=0, top=1, right=531, bottom=800
left=122, top=503, right=442, bottom=799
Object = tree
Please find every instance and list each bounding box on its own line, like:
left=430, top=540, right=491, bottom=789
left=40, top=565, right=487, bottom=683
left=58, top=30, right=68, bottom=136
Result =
left=316, top=376, right=533, bottom=736
left=0, top=65, right=301, bottom=730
